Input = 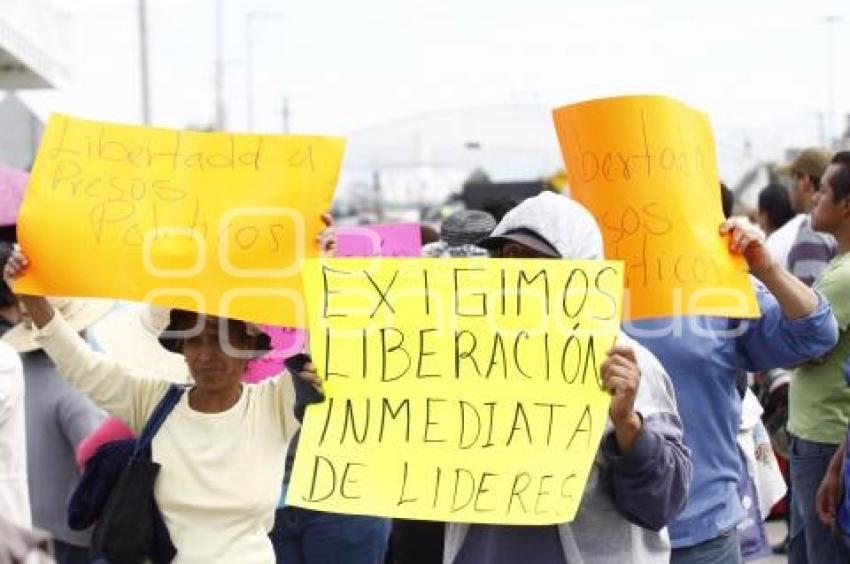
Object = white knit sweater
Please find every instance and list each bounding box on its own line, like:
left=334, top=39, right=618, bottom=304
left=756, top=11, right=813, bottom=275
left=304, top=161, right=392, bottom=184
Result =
left=36, top=313, right=294, bottom=564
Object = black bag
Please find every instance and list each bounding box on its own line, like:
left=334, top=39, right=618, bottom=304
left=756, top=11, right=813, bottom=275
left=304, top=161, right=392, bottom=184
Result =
left=87, top=384, right=184, bottom=564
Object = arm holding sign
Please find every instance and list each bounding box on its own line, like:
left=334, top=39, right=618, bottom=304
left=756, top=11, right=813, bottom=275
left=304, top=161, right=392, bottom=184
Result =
left=601, top=344, right=643, bottom=454
left=599, top=337, right=692, bottom=531
left=284, top=212, right=335, bottom=408
left=3, top=249, right=168, bottom=432
left=284, top=355, right=323, bottom=421
left=721, top=218, right=818, bottom=319
left=279, top=214, right=331, bottom=430
left=286, top=211, right=335, bottom=407
left=719, top=219, right=839, bottom=370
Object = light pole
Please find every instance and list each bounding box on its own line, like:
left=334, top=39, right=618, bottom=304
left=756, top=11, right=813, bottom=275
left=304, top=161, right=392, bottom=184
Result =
left=213, top=0, right=226, bottom=130
left=825, top=15, right=842, bottom=146
left=138, top=0, right=151, bottom=124
left=245, top=11, right=284, bottom=131
left=282, top=96, right=291, bottom=133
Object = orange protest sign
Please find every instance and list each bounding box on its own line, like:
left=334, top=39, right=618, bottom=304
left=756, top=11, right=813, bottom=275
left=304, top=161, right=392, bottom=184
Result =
left=16, top=114, right=346, bottom=326
left=552, top=95, right=759, bottom=320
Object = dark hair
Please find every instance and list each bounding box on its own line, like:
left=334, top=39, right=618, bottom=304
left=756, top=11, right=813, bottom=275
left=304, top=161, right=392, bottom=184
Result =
left=830, top=151, right=850, bottom=202
left=419, top=224, right=440, bottom=246
left=158, top=309, right=272, bottom=356
left=0, top=242, right=17, bottom=309
left=479, top=197, right=519, bottom=222
left=0, top=226, right=16, bottom=244
left=720, top=183, right=734, bottom=219
left=757, top=184, right=795, bottom=231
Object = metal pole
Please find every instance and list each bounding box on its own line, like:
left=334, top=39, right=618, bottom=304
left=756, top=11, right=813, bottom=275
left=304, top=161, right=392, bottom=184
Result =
left=245, top=16, right=254, bottom=131
left=282, top=96, right=290, bottom=133
left=214, top=0, right=225, bottom=130
left=244, top=12, right=284, bottom=132
left=138, top=0, right=151, bottom=124
left=825, top=15, right=840, bottom=147
left=373, top=171, right=384, bottom=222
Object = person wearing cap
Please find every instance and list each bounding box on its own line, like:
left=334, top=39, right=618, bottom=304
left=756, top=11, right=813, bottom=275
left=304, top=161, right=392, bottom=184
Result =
left=769, top=147, right=838, bottom=556
left=788, top=151, right=850, bottom=564
left=1, top=298, right=110, bottom=564
left=773, top=147, right=838, bottom=286
left=622, top=184, right=838, bottom=563
left=442, top=191, right=693, bottom=564
left=2, top=215, right=336, bottom=564
left=421, top=209, right=496, bottom=258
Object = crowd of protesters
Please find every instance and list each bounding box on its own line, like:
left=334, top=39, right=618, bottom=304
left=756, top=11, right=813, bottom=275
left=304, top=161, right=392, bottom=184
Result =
left=0, top=146, right=848, bottom=564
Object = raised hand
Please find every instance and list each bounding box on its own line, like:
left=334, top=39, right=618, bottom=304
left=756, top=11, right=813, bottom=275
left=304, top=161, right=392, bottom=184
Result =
left=601, top=344, right=643, bottom=453
left=719, top=217, right=773, bottom=276
left=317, top=213, right=337, bottom=258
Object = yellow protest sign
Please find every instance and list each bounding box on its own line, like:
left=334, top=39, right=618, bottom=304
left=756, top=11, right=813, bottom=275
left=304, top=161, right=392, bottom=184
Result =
left=16, top=114, right=345, bottom=326
left=288, top=258, right=624, bottom=525
left=552, top=95, right=759, bottom=320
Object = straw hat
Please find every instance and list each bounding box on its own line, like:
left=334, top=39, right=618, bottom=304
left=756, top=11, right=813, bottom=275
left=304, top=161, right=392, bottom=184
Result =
left=2, top=298, right=115, bottom=353
left=86, top=302, right=191, bottom=384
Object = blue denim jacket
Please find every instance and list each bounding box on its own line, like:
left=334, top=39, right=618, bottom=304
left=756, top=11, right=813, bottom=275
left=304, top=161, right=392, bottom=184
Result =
left=625, top=282, right=837, bottom=548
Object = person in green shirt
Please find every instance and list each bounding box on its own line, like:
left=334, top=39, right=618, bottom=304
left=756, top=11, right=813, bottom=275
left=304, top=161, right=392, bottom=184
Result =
left=788, top=150, right=850, bottom=564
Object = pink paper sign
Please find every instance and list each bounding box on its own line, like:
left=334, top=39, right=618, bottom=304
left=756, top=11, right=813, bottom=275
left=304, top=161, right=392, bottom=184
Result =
left=0, top=165, right=29, bottom=226
left=336, top=222, right=422, bottom=257
left=242, top=326, right=307, bottom=383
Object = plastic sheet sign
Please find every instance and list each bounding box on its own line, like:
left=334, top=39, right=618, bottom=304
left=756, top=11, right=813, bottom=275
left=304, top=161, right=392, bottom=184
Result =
left=15, top=114, right=345, bottom=326
left=288, top=258, right=624, bottom=525
left=337, top=222, right=423, bottom=257
left=552, top=95, right=759, bottom=321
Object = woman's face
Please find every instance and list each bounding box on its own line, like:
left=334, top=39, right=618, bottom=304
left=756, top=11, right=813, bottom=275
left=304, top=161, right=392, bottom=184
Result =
left=180, top=316, right=255, bottom=392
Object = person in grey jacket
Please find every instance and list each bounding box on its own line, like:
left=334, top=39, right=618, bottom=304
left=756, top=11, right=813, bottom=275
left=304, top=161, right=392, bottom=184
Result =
left=2, top=299, right=110, bottom=564
left=443, top=192, right=693, bottom=564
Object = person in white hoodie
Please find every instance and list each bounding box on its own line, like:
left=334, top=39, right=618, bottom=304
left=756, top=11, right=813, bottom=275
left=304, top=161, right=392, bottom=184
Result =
left=443, top=192, right=693, bottom=564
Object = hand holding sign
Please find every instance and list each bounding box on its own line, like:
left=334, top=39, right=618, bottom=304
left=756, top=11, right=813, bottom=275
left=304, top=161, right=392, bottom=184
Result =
left=318, top=213, right=338, bottom=258
left=3, top=245, right=27, bottom=287
left=3, top=247, right=56, bottom=331
left=601, top=344, right=642, bottom=453
left=719, top=217, right=772, bottom=276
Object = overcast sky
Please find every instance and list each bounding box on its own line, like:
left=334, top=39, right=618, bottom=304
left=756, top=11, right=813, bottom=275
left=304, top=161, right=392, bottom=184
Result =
left=20, top=0, right=850, bottom=183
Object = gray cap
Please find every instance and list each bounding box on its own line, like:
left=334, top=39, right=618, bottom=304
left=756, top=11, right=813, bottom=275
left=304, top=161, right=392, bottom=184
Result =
left=440, top=210, right=497, bottom=247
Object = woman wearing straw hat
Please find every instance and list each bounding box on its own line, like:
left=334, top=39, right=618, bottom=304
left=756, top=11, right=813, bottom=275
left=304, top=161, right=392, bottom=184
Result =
left=2, top=215, right=336, bottom=564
